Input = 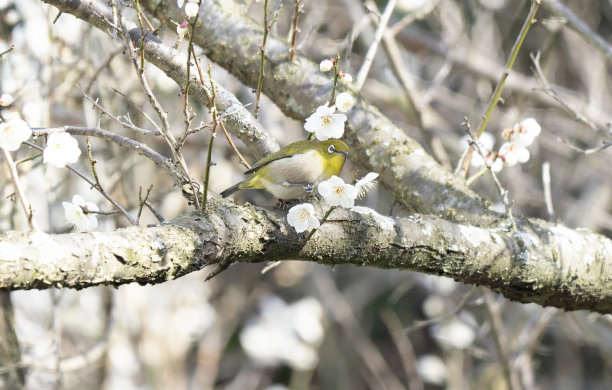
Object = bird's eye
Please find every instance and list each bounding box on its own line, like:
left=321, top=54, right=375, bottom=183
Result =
left=327, top=144, right=336, bottom=154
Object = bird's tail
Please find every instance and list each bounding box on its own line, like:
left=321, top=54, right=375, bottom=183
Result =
left=221, top=175, right=262, bottom=198
left=220, top=182, right=242, bottom=198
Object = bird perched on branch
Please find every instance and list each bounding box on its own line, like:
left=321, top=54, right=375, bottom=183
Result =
left=220, top=139, right=349, bottom=200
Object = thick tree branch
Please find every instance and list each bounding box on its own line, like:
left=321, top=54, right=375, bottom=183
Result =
left=0, top=202, right=610, bottom=313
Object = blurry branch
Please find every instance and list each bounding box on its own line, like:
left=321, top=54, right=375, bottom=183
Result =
left=483, top=290, right=522, bottom=390
left=140, top=0, right=497, bottom=227
left=530, top=52, right=612, bottom=139
left=406, top=287, right=477, bottom=333
left=560, top=139, right=612, bottom=154
left=355, top=0, right=398, bottom=91
left=394, top=28, right=612, bottom=126
left=542, top=0, right=612, bottom=62
left=41, top=0, right=279, bottom=163
left=314, top=269, right=407, bottom=390
left=380, top=309, right=424, bottom=390
left=1, top=149, right=38, bottom=231
left=0, top=201, right=611, bottom=314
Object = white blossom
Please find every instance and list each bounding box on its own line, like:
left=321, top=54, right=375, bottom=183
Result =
left=431, top=319, right=475, bottom=349
left=43, top=132, right=81, bottom=168
left=319, top=59, right=333, bottom=72
left=62, top=195, right=99, bottom=231
left=339, top=72, right=353, bottom=83
left=417, top=355, right=447, bottom=385
left=0, top=117, right=31, bottom=151
left=498, top=141, right=530, bottom=166
left=304, top=105, right=346, bottom=141
left=185, top=1, right=200, bottom=18
left=318, top=175, right=358, bottom=208
left=177, top=0, right=186, bottom=7
left=502, top=117, right=541, bottom=147
left=0, top=93, right=14, bottom=106
left=334, top=92, right=354, bottom=112
left=287, top=203, right=320, bottom=233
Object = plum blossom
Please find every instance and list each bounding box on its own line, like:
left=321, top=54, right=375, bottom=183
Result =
left=502, top=117, right=541, bottom=147
left=0, top=93, right=14, bottom=106
left=334, top=92, right=354, bottom=112
left=0, top=117, right=31, bottom=151
left=318, top=175, right=358, bottom=208
left=184, top=0, right=200, bottom=18
left=43, top=132, right=81, bottom=168
left=287, top=203, right=320, bottom=233
left=304, top=105, right=346, bottom=141
left=62, top=195, right=99, bottom=231
left=319, top=59, right=333, bottom=72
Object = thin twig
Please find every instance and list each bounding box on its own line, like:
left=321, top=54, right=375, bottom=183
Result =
left=0, top=44, right=14, bottom=59
left=463, top=118, right=517, bottom=233
left=288, top=0, right=303, bottom=61
left=137, top=184, right=154, bottom=223
left=24, top=140, right=137, bottom=226
left=81, top=87, right=159, bottom=135
left=483, top=290, right=522, bottom=390
left=389, top=0, right=439, bottom=37
left=355, top=0, right=398, bottom=91
left=181, top=0, right=202, bottom=146
left=299, top=206, right=336, bottom=248
left=1, top=149, right=38, bottom=230
left=543, top=0, right=612, bottom=61
left=380, top=309, right=424, bottom=390
left=530, top=51, right=612, bottom=139
left=406, top=286, right=477, bottom=333
left=461, top=0, right=541, bottom=177
left=561, top=138, right=612, bottom=154
left=191, top=48, right=251, bottom=169
left=30, top=127, right=185, bottom=187
left=202, top=65, right=217, bottom=211
left=254, top=0, right=270, bottom=118
left=115, top=2, right=201, bottom=209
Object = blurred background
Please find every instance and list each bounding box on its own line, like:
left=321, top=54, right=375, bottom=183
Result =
left=0, top=0, right=611, bottom=389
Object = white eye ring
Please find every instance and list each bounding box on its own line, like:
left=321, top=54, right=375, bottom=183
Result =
left=327, top=144, right=336, bottom=154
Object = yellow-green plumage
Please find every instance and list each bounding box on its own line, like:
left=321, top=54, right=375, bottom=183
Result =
left=220, top=139, right=349, bottom=199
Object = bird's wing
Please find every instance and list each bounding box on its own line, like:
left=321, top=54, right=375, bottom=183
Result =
left=244, top=153, right=293, bottom=174
left=244, top=140, right=313, bottom=174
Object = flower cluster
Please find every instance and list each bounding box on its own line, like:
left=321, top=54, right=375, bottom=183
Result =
left=469, top=118, right=541, bottom=173
left=286, top=172, right=379, bottom=233
left=240, top=295, right=325, bottom=370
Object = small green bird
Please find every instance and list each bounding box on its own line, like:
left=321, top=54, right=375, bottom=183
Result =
left=220, top=139, right=349, bottom=200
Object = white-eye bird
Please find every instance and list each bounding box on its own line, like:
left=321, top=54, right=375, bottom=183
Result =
left=220, top=139, right=349, bottom=200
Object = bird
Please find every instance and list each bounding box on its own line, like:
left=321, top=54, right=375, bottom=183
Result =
left=220, top=139, right=349, bottom=200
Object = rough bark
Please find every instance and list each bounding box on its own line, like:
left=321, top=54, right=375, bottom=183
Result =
left=0, top=200, right=611, bottom=313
